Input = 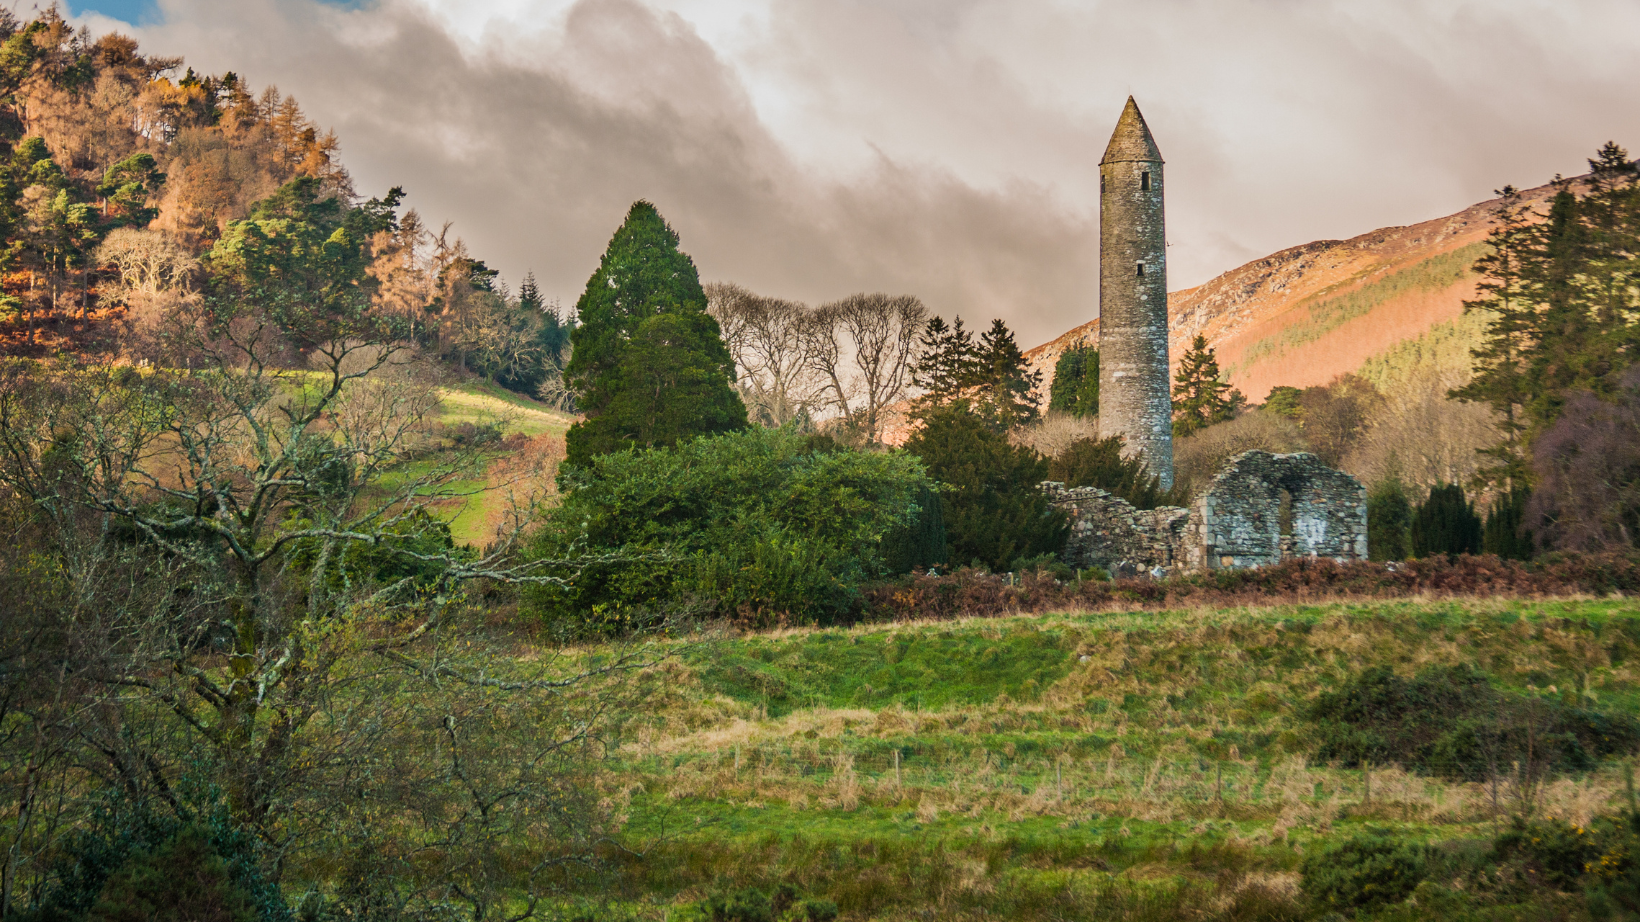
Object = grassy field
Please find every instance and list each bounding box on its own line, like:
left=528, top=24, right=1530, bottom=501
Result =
left=588, top=596, right=1640, bottom=920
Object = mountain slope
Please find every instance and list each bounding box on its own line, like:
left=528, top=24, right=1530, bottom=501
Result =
left=1026, top=178, right=1573, bottom=403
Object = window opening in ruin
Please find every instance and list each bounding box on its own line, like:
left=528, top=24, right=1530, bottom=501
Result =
left=1101, top=175, right=1107, bottom=193
left=1141, top=171, right=1151, bottom=191
left=1136, top=262, right=1145, bottom=277
left=1278, top=488, right=1295, bottom=559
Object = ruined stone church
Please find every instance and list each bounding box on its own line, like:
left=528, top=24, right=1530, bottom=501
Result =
left=1048, top=98, right=1369, bottom=576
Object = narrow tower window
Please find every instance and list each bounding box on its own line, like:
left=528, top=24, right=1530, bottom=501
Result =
left=1100, top=175, right=1106, bottom=193
left=1136, top=262, right=1145, bottom=277
left=1140, top=171, right=1151, bottom=191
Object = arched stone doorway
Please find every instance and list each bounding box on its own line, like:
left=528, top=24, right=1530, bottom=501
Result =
left=1185, top=451, right=1368, bottom=570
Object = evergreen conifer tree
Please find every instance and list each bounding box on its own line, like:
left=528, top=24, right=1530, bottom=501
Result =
left=1049, top=346, right=1099, bottom=417
left=904, top=402, right=1067, bottom=570
left=1172, top=334, right=1240, bottom=436
left=1482, top=486, right=1534, bottom=560
left=1409, top=483, right=1483, bottom=559
left=563, top=202, right=746, bottom=466
left=880, top=482, right=948, bottom=574
left=1366, top=476, right=1412, bottom=561
left=973, top=318, right=1042, bottom=429
left=1455, top=144, right=1640, bottom=486
left=910, top=315, right=980, bottom=412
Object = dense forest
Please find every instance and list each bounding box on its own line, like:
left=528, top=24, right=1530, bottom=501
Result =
left=0, top=8, right=570, bottom=395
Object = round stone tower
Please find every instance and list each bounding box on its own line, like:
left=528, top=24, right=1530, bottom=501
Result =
left=1097, top=96, right=1173, bottom=490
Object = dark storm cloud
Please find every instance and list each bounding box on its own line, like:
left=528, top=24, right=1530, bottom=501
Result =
left=84, top=0, right=1640, bottom=346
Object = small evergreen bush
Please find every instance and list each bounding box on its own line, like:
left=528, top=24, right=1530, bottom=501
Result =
left=1367, top=476, right=1412, bottom=561
left=86, top=826, right=257, bottom=922
left=1491, top=816, right=1600, bottom=892
left=1047, top=435, right=1179, bottom=509
left=1484, top=486, right=1535, bottom=560
left=1308, top=664, right=1640, bottom=780
left=1301, top=831, right=1430, bottom=914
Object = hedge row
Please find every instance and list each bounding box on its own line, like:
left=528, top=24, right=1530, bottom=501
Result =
left=857, top=552, right=1640, bottom=623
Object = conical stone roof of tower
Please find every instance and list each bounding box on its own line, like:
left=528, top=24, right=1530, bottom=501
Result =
left=1100, top=96, right=1163, bottom=165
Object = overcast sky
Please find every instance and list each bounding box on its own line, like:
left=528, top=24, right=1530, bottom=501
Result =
left=62, top=0, right=1640, bottom=346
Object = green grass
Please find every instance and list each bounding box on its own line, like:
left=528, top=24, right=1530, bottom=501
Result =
left=1235, top=242, right=1490, bottom=373
left=434, top=378, right=572, bottom=438
left=588, top=597, right=1640, bottom=919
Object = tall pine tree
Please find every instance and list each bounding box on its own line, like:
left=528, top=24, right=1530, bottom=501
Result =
left=563, top=202, right=746, bottom=466
left=1171, top=334, right=1240, bottom=436
left=1455, top=144, right=1640, bottom=487
left=973, top=318, right=1042, bottom=429
left=911, top=315, right=981, bottom=412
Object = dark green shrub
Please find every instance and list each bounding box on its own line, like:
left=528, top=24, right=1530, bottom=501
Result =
left=904, top=402, right=1067, bottom=572
left=1367, top=476, right=1412, bottom=561
left=1301, top=831, right=1430, bottom=914
left=21, top=787, right=286, bottom=922
left=1010, top=552, right=1074, bottom=581
left=524, top=426, right=931, bottom=631
left=880, top=482, right=947, bottom=574
left=1048, top=346, right=1098, bottom=417
left=1047, top=435, right=1180, bottom=509
left=86, top=826, right=256, bottom=922
left=1410, top=482, right=1482, bottom=559
left=1585, top=810, right=1640, bottom=919
left=1309, top=665, right=1640, bottom=780
left=1491, top=816, right=1599, bottom=892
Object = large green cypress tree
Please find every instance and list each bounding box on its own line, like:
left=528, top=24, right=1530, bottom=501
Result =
left=1366, top=476, right=1412, bottom=561
left=1481, top=486, right=1534, bottom=560
left=563, top=201, right=747, bottom=466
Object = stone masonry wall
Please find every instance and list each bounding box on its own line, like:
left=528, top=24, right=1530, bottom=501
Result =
left=1042, top=482, right=1189, bottom=576
left=1047, top=450, right=1368, bottom=575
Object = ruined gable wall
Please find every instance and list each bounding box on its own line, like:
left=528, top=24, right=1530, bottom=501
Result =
left=1047, top=451, right=1367, bottom=575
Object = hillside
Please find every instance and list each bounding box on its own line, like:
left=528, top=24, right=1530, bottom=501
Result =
left=1026, top=178, right=1574, bottom=403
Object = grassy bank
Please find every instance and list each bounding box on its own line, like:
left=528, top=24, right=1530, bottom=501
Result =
left=591, top=597, right=1640, bottom=920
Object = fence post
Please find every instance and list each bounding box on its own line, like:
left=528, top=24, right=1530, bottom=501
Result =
left=895, top=749, right=902, bottom=789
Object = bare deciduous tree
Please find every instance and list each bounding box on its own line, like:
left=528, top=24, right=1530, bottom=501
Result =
left=801, top=293, right=926, bottom=442
left=1343, top=368, right=1501, bottom=492
left=0, top=295, right=656, bottom=918
left=95, top=226, right=197, bottom=297
left=706, top=282, right=818, bottom=427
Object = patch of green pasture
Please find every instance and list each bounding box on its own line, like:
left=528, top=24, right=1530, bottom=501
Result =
left=434, top=380, right=572, bottom=438
left=691, top=624, right=1076, bottom=716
